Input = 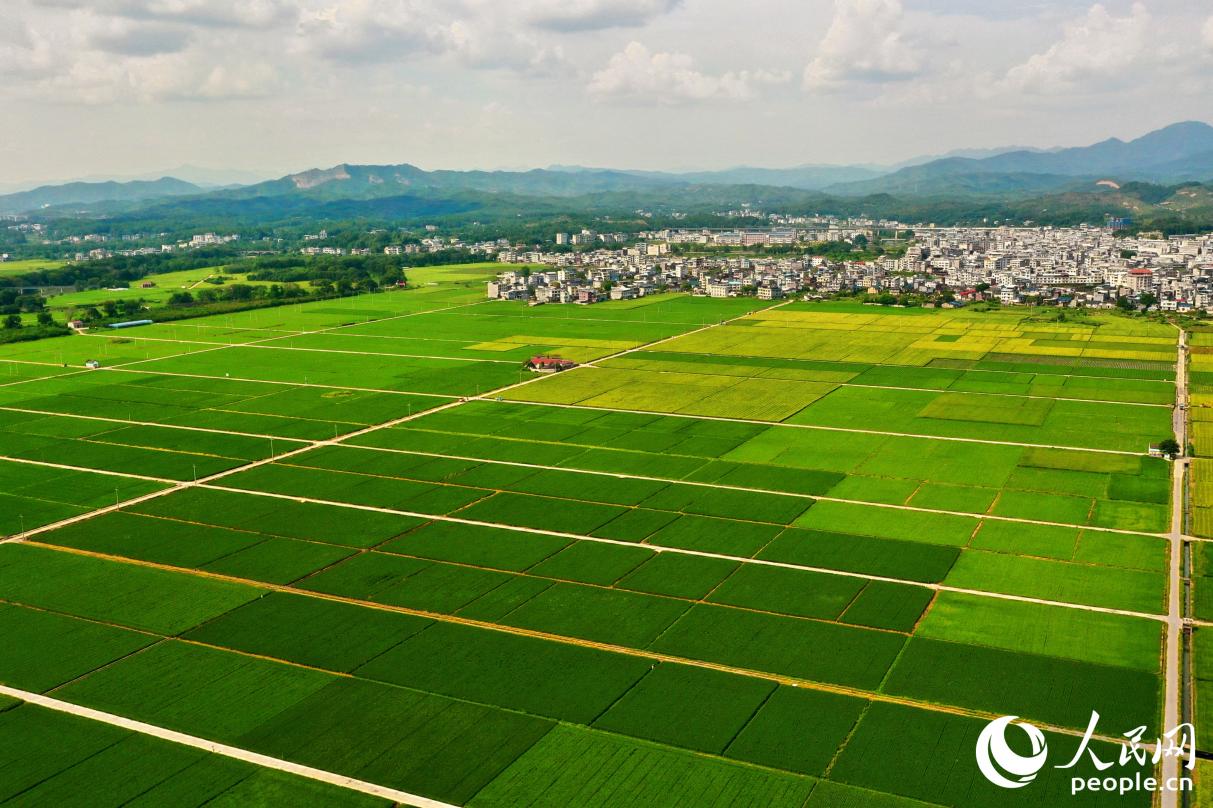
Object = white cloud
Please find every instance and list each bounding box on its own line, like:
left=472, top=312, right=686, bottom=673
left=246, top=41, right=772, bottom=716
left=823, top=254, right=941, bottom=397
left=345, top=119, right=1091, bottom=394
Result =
left=296, top=1, right=441, bottom=63
left=186, top=61, right=280, bottom=99
left=4, top=0, right=585, bottom=105
left=440, top=19, right=569, bottom=75
left=0, top=23, right=57, bottom=81
left=34, top=0, right=296, bottom=29
left=0, top=2, right=281, bottom=102
left=294, top=1, right=572, bottom=74
left=87, top=19, right=193, bottom=56
left=590, top=41, right=788, bottom=102
left=804, top=0, right=926, bottom=90
left=33, top=48, right=278, bottom=103
left=1000, top=3, right=1159, bottom=94
left=525, top=0, right=682, bottom=32
left=2, top=0, right=1206, bottom=183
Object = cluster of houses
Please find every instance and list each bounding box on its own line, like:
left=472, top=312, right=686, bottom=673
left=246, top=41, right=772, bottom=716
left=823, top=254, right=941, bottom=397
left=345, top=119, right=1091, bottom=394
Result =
left=487, top=223, right=1213, bottom=311
left=903, top=227, right=1213, bottom=310
left=489, top=251, right=836, bottom=304
left=640, top=220, right=889, bottom=247
left=300, top=234, right=510, bottom=258
left=63, top=232, right=240, bottom=262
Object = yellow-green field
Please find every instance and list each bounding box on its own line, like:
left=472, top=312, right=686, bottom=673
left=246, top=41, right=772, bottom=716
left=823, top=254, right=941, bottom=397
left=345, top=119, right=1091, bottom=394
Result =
left=404, top=262, right=532, bottom=285
left=0, top=258, right=67, bottom=277
left=507, top=303, right=1178, bottom=452
left=664, top=305, right=1177, bottom=366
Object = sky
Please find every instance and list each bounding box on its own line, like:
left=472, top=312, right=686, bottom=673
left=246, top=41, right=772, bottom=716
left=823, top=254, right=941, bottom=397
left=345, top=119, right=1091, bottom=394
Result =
left=2, top=0, right=1212, bottom=186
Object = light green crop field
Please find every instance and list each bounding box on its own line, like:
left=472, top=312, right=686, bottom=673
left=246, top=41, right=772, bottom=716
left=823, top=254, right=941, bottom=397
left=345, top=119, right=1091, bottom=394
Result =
left=41, top=266, right=320, bottom=313
left=404, top=261, right=529, bottom=285
left=0, top=295, right=1179, bottom=807
left=0, top=258, right=67, bottom=277
left=20, top=260, right=505, bottom=323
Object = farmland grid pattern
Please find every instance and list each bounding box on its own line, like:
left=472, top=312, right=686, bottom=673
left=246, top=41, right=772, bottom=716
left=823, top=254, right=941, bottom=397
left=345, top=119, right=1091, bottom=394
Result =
left=0, top=287, right=1194, bottom=807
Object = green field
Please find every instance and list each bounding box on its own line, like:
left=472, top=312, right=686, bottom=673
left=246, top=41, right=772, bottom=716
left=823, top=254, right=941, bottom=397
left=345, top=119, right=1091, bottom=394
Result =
left=1189, top=328, right=1213, bottom=789
left=43, top=266, right=303, bottom=312
left=0, top=258, right=67, bottom=277
left=0, top=292, right=1181, bottom=806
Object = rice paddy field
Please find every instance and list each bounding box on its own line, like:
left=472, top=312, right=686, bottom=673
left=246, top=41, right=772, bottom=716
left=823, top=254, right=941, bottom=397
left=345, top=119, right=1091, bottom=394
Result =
left=1185, top=327, right=1213, bottom=785
left=0, top=289, right=1190, bottom=807
left=0, top=258, right=67, bottom=277
left=40, top=266, right=322, bottom=314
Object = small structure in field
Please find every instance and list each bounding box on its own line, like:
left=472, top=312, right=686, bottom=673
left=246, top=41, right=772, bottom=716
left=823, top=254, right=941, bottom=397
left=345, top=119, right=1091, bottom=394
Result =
left=526, top=356, right=577, bottom=373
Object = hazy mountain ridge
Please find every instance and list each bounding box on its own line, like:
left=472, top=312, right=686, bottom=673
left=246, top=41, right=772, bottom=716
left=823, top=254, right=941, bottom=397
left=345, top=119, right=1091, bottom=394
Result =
left=0, top=177, right=201, bottom=215
left=594, top=164, right=886, bottom=190
left=978, top=121, right=1213, bottom=175
left=4, top=122, right=1212, bottom=233
left=825, top=121, right=1213, bottom=196
left=219, top=163, right=685, bottom=201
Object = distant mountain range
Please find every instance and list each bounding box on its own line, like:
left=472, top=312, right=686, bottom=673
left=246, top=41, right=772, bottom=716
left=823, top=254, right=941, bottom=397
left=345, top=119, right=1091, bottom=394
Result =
left=2, top=121, right=1211, bottom=227
left=543, top=125, right=1213, bottom=195
left=0, top=165, right=276, bottom=197
left=552, top=164, right=886, bottom=190
left=823, top=121, right=1213, bottom=196
left=0, top=177, right=201, bottom=215
left=223, top=163, right=683, bottom=200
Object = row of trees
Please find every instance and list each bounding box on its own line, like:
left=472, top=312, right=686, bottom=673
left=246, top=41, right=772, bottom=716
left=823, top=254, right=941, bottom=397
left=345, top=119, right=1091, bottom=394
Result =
left=0, top=288, right=51, bottom=317
left=244, top=254, right=406, bottom=286
left=166, top=282, right=311, bottom=307
left=0, top=311, right=70, bottom=344
left=73, top=280, right=329, bottom=325
left=668, top=239, right=905, bottom=263
left=0, top=250, right=437, bottom=345
left=0, top=248, right=243, bottom=293
left=3, top=312, right=54, bottom=328
left=0, top=248, right=426, bottom=301
left=243, top=249, right=487, bottom=283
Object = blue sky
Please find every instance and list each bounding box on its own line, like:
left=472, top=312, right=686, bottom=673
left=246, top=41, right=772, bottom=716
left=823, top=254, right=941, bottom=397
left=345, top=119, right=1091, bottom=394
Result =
left=1, top=0, right=1210, bottom=184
